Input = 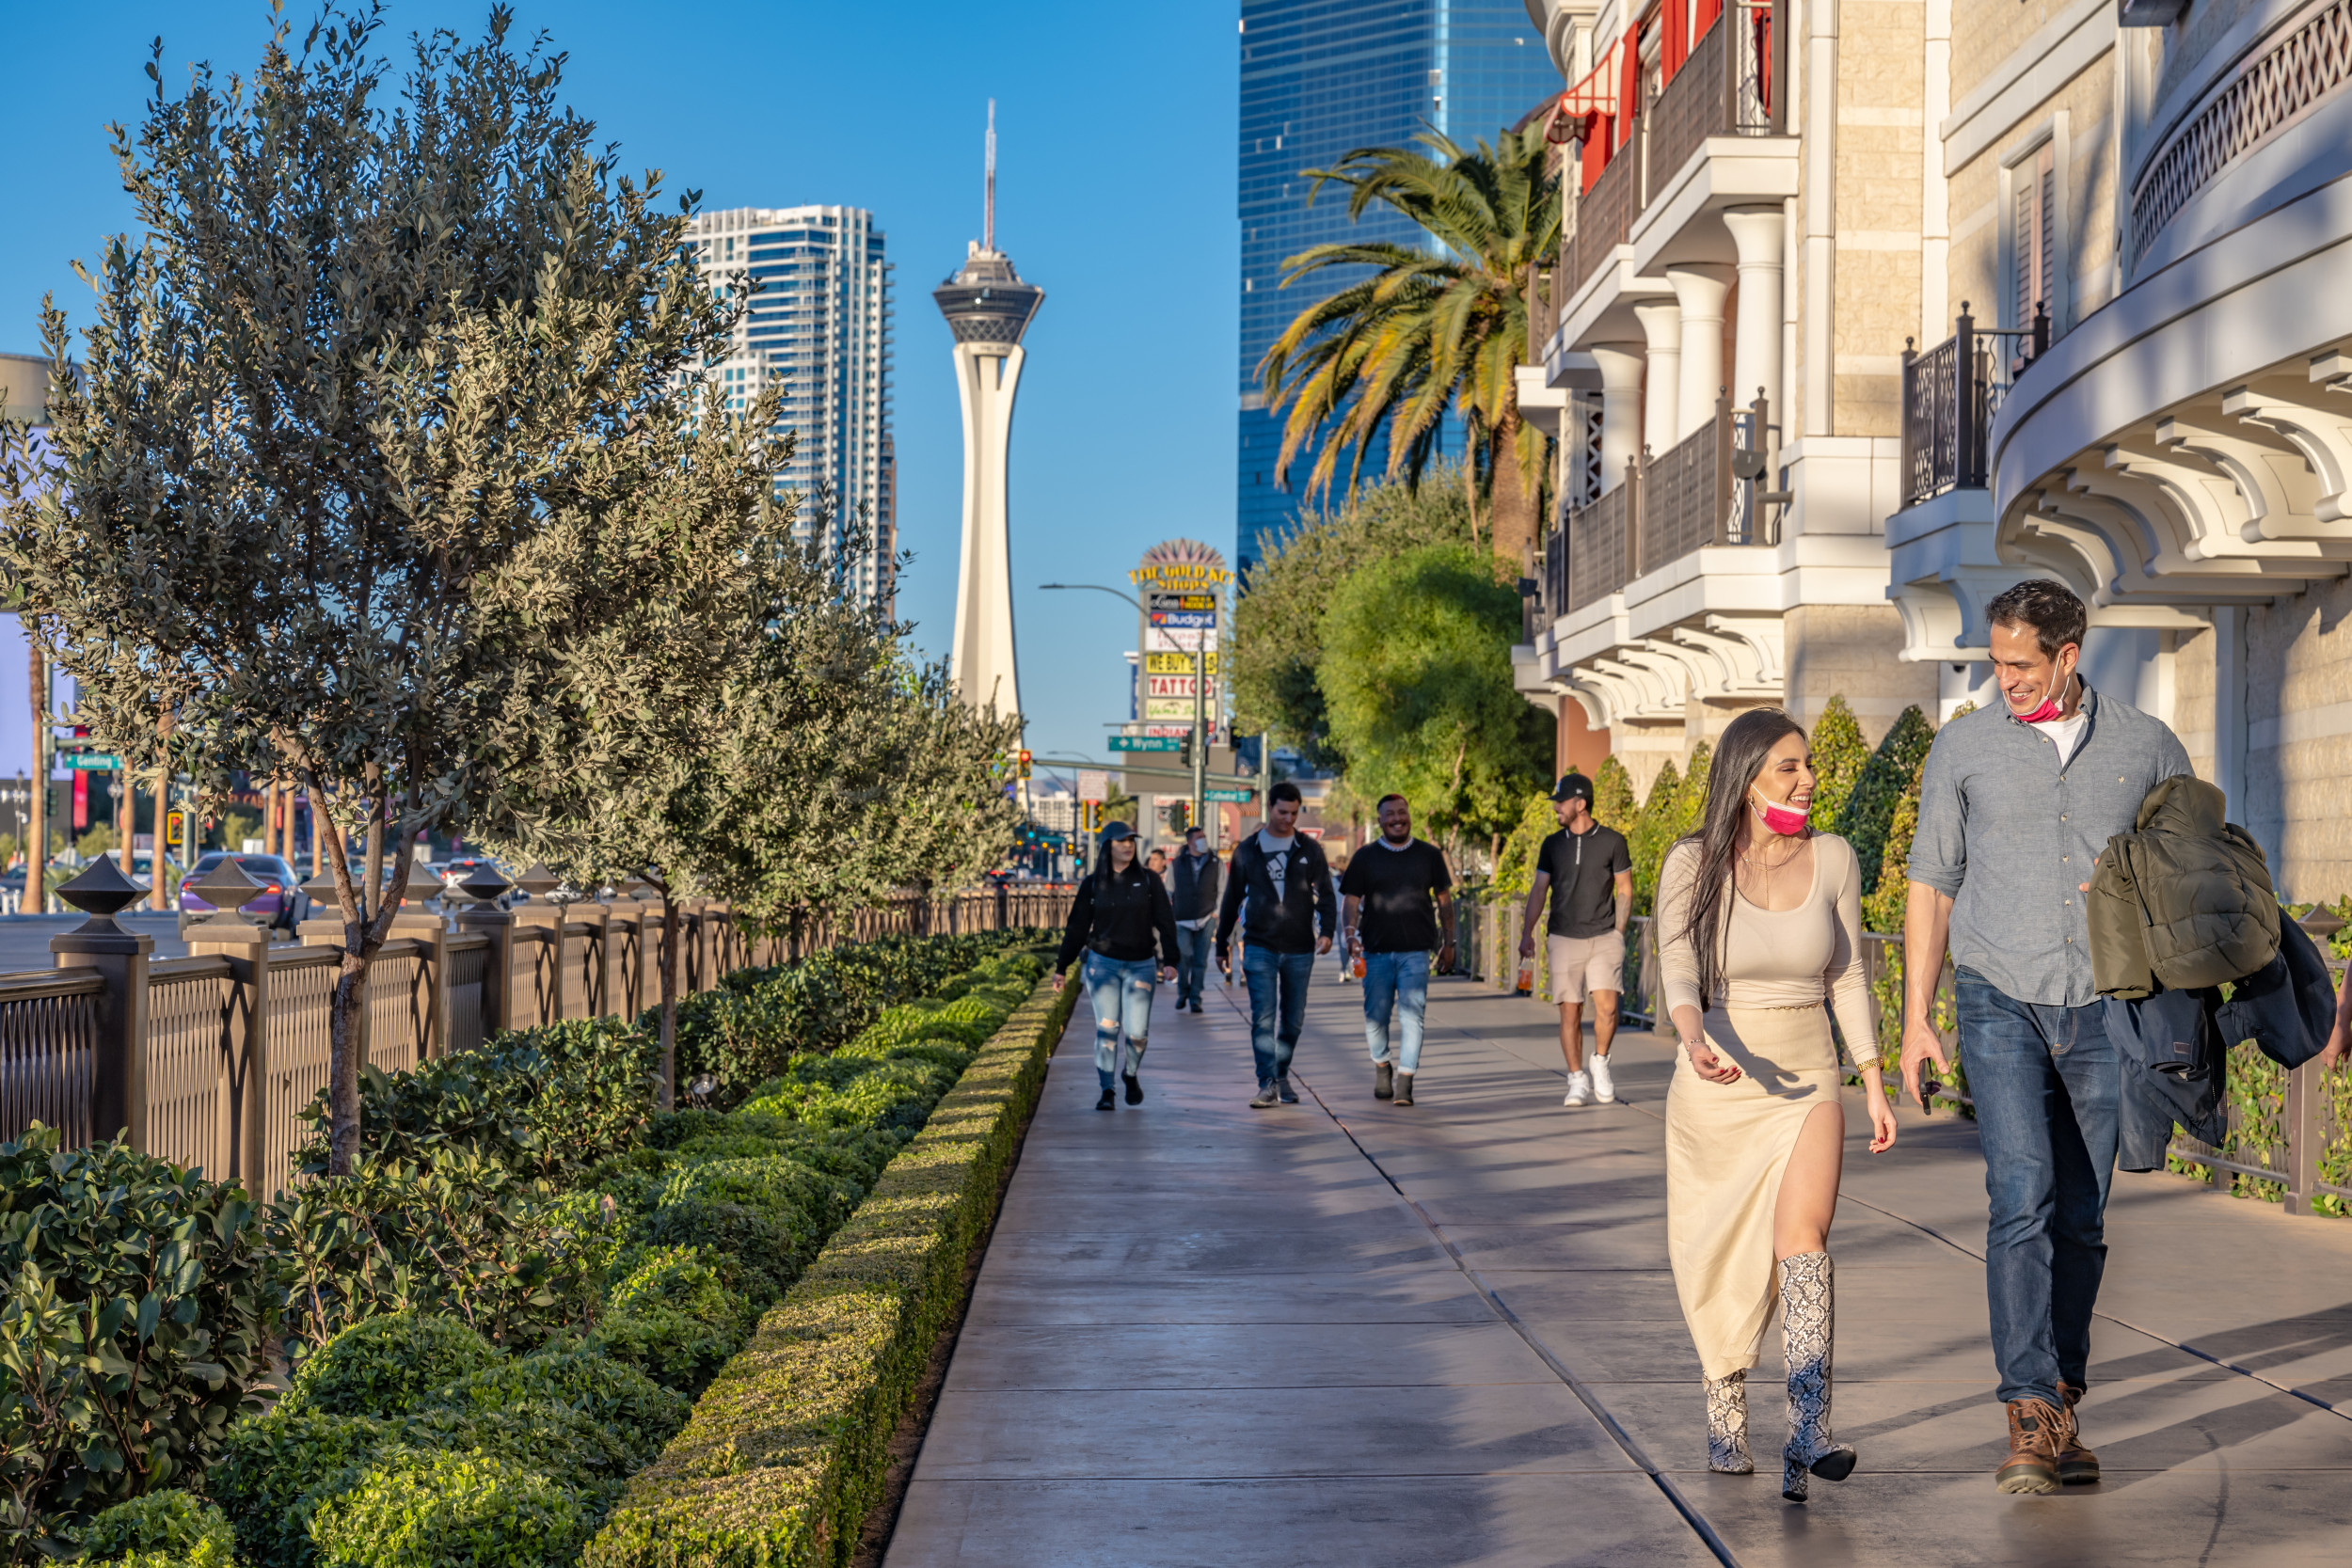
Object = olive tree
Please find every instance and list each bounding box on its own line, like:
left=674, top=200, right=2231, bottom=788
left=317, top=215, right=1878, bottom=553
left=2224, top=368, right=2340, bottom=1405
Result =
left=0, top=7, right=738, bottom=1171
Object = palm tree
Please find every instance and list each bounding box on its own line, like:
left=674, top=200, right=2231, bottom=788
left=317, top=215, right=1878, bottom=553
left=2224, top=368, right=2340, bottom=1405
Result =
left=1258, top=124, right=1562, bottom=566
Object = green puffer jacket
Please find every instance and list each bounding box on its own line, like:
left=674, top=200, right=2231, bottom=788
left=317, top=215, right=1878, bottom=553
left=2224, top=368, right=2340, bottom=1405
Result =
left=2087, top=775, right=2280, bottom=1000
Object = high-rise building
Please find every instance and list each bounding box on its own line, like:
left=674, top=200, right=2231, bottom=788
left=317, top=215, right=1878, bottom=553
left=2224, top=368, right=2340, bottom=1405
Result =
left=1236, top=0, right=1561, bottom=575
left=935, top=106, right=1043, bottom=718
left=690, top=206, right=895, bottom=608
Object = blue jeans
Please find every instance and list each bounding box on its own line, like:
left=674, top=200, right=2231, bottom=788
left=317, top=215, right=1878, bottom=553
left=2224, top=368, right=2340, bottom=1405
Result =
left=1362, top=950, right=1431, bottom=1073
left=1174, top=925, right=1212, bottom=1007
left=1083, top=953, right=1159, bottom=1090
left=1957, top=971, right=2121, bottom=1407
left=1242, top=946, right=1315, bottom=1086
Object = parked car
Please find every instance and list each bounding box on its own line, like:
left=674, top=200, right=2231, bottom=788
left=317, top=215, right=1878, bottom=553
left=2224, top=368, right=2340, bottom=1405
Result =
left=179, top=853, right=302, bottom=929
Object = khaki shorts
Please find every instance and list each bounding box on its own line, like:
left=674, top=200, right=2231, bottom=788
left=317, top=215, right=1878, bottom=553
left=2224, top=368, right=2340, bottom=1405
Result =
left=1547, top=930, right=1626, bottom=1006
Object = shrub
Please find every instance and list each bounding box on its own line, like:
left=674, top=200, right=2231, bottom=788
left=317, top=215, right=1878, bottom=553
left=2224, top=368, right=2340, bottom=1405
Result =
left=206, top=1410, right=393, bottom=1568
left=592, top=1250, right=747, bottom=1394
left=389, top=1402, right=641, bottom=1508
left=429, top=1349, right=688, bottom=1467
left=1626, top=759, right=1680, bottom=916
left=1487, top=794, right=1556, bottom=900
left=0, top=1130, right=270, bottom=1544
left=1592, top=755, right=1637, bottom=831
left=1808, top=696, right=1869, bottom=827
left=77, top=1490, right=235, bottom=1567
left=1838, top=705, right=1934, bottom=895
left=307, top=1450, right=589, bottom=1568
left=583, top=970, right=1074, bottom=1568
left=282, top=1312, right=502, bottom=1418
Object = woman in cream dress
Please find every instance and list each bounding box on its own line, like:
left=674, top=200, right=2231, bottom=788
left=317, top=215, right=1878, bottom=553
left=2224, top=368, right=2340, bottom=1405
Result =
left=1657, top=708, right=1898, bottom=1502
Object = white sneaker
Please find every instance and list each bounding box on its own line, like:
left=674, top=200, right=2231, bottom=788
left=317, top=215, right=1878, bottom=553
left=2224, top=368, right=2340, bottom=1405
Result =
left=1589, top=1053, right=1616, bottom=1104
left=1563, top=1069, right=1593, bottom=1107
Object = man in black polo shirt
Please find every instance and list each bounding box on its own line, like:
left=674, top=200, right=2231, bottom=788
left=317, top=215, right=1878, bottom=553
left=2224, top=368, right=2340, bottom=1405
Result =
left=1341, top=794, right=1454, bottom=1106
left=1517, top=772, right=1632, bottom=1107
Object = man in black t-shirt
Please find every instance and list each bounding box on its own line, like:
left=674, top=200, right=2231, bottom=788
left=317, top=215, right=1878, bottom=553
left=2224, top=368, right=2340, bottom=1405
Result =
left=1517, top=772, right=1633, bottom=1107
left=1340, top=794, right=1454, bottom=1106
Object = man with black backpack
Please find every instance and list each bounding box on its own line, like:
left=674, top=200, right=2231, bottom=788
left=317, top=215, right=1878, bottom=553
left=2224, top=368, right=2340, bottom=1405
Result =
left=1215, top=781, right=1337, bottom=1108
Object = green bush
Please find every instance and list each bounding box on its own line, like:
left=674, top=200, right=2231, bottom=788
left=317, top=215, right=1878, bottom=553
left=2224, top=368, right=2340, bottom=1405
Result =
left=77, top=1490, right=235, bottom=1566
left=1626, top=760, right=1681, bottom=917
left=1808, top=696, right=1870, bottom=828
left=207, top=1411, right=393, bottom=1568
left=1838, top=705, right=1934, bottom=895
left=389, top=1402, right=640, bottom=1508
left=283, top=1312, right=502, bottom=1418
left=430, top=1349, right=688, bottom=1468
left=1592, top=755, right=1637, bottom=830
left=308, top=1450, right=589, bottom=1568
left=0, top=1129, right=270, bottom=1547
left=583, top=971, right=1076, bottom=1568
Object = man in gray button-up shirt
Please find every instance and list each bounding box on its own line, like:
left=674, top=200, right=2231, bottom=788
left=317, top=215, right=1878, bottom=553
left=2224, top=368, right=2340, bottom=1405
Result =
left=1900, top=579, right=2188, bottom=1496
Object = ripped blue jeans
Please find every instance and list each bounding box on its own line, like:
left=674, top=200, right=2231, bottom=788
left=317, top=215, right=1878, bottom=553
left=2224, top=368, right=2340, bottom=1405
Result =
left=1083, top=952, right=1160, bottom=1090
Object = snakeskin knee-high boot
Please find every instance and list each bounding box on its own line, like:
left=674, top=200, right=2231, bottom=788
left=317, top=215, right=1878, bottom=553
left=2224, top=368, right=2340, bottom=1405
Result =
left=1705, top=1370, right=1753, bottom=1473
left=1779, top=1251, right=1857, bottom=1502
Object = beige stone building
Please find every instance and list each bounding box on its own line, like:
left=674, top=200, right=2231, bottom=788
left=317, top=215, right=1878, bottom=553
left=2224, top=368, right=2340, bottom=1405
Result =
left=1518, top=0, right=1941, bottom=797
left=1888, top=0, right=2352, bottom=897
left=1525, top=0, right=2352, bottom=896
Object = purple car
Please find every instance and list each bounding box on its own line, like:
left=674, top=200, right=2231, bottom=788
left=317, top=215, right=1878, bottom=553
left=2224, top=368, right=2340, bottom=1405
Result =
left=179, top=853, right=302, bottom=928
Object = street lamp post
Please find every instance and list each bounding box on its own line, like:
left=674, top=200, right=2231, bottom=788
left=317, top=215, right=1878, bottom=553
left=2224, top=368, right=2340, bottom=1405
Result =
left=1042, top=580, right=1213, bottom=847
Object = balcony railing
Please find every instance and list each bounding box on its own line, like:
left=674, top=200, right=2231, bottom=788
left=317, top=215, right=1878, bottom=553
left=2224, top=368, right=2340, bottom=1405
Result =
left=1898, top=304, right=2047, bottom=509
left=1541, top=391, right=1778, bottom=621
left=1563, top=0, right=1787, bottom=306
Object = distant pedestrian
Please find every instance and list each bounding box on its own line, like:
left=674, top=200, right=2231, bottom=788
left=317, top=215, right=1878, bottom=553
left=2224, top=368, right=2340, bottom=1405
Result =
left=1517, top=772, right=1633, bottom=1106
left=1340, top=794, right=1454, bottom=1105
left=1215, top=782, right=1337, bottom=1108
left=1055, top=821, right=1181, bottom=1112
left=1168, top=826, right=1220, bottom=1014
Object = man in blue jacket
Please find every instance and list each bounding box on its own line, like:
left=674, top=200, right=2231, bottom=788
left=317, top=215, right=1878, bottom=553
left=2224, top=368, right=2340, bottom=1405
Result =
left=1215, top=781, right=1336, bottom=1107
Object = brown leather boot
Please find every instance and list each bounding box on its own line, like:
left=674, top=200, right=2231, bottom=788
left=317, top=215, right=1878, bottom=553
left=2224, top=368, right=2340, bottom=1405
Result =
left=1996, top=1398, right=2063, bottom=1493
left=2054, top=1381, right=2100, bottom=1484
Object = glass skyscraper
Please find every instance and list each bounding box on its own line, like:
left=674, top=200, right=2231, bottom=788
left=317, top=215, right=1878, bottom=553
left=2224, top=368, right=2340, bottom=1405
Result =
left=691, top=206, right=896, bottom=608
left=1237, top=1, right=1561, bottom=575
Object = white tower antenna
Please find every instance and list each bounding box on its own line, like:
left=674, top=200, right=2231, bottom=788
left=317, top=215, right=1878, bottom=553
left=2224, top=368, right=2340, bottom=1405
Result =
left=984, top=100, right=997, bottom=253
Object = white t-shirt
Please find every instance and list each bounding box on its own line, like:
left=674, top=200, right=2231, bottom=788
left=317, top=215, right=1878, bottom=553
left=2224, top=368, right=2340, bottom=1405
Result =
left=1258, top=829, right=1296, bottom=904
left=2035, top=710, right=2090, bottom=768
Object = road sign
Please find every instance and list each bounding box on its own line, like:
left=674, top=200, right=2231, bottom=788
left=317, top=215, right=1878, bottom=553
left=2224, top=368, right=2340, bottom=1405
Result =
left=1076, top=769, right=1109, bottom=802
left=1204, top=786, right=1254, bottom=803
left=65, top=754, right=121, bottom=771
left=1109, top=735, right=1182, bottom=752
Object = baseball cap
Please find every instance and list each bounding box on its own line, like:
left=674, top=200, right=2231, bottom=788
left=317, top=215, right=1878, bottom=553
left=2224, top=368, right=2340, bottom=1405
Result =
left=1549, top=773, right=1595, bottom=803
left=1099, top=820, right=1138, bottom=847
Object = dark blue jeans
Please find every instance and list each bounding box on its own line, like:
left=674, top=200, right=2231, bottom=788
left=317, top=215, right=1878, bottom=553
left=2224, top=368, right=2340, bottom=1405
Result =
left=1174, top=925, right=1212, bottom=1007
left=1956, top=971, right=2121, bottom=1407
left=1243, top=946, right=1315, bottom=1085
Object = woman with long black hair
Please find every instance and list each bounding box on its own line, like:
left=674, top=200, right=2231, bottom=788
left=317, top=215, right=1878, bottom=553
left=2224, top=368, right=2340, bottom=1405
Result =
left=1657, top=708, right=1898, bottom=1502
left=1055, top=821, right=1181, bottom=1112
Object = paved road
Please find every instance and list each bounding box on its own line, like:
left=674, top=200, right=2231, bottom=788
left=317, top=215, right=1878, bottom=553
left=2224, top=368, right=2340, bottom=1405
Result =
left=0, top=912, right=207, bottom=970
left=885, top=972, right=2352, bottom=1567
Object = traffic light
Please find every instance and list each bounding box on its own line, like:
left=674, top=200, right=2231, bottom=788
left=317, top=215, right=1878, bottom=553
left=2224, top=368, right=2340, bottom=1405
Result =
left=1016, top=749, right=1033, bottom=780
left=1166, top=800, right=1190, bottom=833
left=1080, top=801, right=1104, bottom=832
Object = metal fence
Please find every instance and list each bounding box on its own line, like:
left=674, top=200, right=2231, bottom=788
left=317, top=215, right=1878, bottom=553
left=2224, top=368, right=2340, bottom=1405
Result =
left=0, top=881, right=1073, bottom=1202
left=1899, top=306, right=2043, bottom=509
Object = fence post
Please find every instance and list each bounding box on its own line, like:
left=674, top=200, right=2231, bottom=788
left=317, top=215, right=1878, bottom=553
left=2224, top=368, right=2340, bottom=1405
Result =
left=574, top=903, right=611, bottom=1017
left=1899, top=338, right=1917, bottom=507
left=1955, top=303, right=1979, bottom=488
left=456, top=906, right=518, bottom=1034
left=50, top=859, right=152, bottom=1148
left=995, top=880, right=1009, bottom=930
left=2285, top=1058, right=2321, bottom=1214
left=186, top=919, right=272, bottom=1182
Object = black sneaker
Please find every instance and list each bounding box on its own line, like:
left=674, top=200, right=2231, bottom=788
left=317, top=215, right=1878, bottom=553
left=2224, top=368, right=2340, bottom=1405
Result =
left=1277, top=1077, right=1299, bottom=1104
left=1095, top=1088, right=1116, bottom=1111
left=1123, top=1073, right=1144, bottom=1105
left=1189, top=1000, right=1203, bottom=1014
left=1375, top=1062, right=1394, bottom=1100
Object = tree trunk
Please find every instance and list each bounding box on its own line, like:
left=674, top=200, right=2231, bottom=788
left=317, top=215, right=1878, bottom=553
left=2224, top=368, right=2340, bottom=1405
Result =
left=317, top=792, right=421, bottom=1176
left=1489, top=418, right=1540, bottom=568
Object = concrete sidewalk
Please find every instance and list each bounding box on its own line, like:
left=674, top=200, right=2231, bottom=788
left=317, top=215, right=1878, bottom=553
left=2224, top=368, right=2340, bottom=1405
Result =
left=883, top=971, right=2352, bottom=1566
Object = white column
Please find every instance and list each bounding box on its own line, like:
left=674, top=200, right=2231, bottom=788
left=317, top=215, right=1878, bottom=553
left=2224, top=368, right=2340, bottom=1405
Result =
left=1804, top=0, right=1840, bottom=436
left=1591, top=343, right=1645, bottom=494
left=1667, top=265, right=1733, bottom=440
left=1724, top=209, right=1786, bottom=426
left=2213, top=605, right=2247, bottom=818
left=1633, top=299, right=1683, bottom=455
left=1922, top=0, right=1952, bottom=344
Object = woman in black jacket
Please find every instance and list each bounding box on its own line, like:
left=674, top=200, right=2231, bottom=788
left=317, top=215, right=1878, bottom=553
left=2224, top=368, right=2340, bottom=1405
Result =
left=1056, top=821, right=1183, bottom=1111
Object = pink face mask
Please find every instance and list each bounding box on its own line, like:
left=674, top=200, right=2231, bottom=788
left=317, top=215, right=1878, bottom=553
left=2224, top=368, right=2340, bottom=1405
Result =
left=2014, top=663, right=2073, bottom=724
left=1750, top=787, right=1810, bottom=837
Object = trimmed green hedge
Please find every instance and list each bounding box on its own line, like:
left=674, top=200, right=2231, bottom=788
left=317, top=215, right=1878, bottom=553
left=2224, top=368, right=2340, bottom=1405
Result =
left=580, top=969, right=1081, bottom=1568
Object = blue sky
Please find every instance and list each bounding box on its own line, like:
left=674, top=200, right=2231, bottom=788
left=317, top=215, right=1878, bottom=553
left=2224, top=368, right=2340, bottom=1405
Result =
left=0, top=0, right=1239, bottom=774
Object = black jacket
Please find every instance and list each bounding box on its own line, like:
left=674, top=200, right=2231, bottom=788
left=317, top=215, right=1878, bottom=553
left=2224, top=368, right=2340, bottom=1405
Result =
left=2103, top=915, right=2334, bottom=1172
left=1170, top=847, right=1220, bottom=922
left=1215, top=832, right=1338, bottom=956
left=1056, top=862, right=1182, bottom=972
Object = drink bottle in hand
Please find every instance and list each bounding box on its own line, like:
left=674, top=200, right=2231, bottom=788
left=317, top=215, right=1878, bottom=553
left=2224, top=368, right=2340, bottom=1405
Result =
left=1515, top=961, right=1534, bottom=996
